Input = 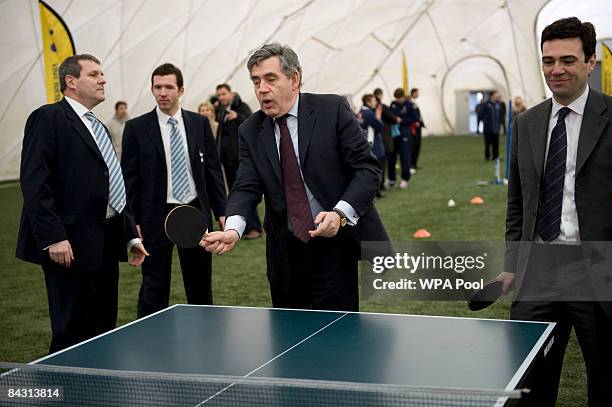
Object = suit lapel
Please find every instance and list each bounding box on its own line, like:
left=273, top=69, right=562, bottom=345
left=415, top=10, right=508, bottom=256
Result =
left=181, top=109, right=198, bottom=166
left=61, top=98, right=104, bottom=163
left=145, top=108, right=166, bottom=163
left=528, top=100, right=552, bottom=180
left=576, top=90, right=609, bottom=175
left=259, top=117, right=281, bottom=183
left=297, top=93, right=316, bottom=167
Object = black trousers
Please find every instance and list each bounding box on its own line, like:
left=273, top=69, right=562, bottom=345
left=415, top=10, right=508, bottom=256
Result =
left=511, top=244, right=612, bottom=406
left=43, top=218, right=120, bottom=354
left=137, top=241, right=212, bottom=318
left=270, top=231, right=360, bottom=311
left=411, top=126, right=422, bottom=168
left=483, top=131, right=499, bottom=160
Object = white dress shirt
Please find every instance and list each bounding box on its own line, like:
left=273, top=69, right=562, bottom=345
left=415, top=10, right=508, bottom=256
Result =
left=59, top=97, right=140, bottom=251
left=540, top=85, right=589, bottom=244
left=155, top=107, right=198, bottom=204
left=65, top=96, right=118, bottom=219
left=225, top=97, right=360, bottom=237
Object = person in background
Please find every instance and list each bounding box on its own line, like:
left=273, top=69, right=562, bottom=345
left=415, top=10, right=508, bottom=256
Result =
left=477, top=90, right=504, bottom=160
left=409, top=88, right=425, bottom=171
left=373, top=88, right=399, bottom=191
left=106, top=100, right=129, bottom=159
left=359, top=94, right=385, bottom=198
left=389, top=88, right=417, bottom=189
left=512, top=96, right=527, bottom=116
left=198, top=101, right=219, bottom=139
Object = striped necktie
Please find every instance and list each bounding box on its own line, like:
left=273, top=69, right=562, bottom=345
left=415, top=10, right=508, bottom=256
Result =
left=84, top=112, right=126, bottom=213
left=536, top=107, right=571, bottom=241
left=168, top=117, right=191, bottom=202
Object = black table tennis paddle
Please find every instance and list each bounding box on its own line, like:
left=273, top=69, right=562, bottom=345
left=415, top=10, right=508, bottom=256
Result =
left=164, top=205, right=208, bottom=248
left=468, top=279, right=503, bottom=311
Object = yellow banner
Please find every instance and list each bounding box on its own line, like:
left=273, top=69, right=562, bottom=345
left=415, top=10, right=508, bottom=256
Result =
left=401, top=50, right=408, bottom=94
left=603, top=42, right=612, bottom=96
left=39, top=0, right=75, bottom=103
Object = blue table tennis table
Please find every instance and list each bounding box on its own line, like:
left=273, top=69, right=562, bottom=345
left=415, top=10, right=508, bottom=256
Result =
left=3, top=305, right=556, bottom=406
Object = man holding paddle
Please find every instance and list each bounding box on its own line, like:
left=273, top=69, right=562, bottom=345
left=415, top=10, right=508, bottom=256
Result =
left=122, top=63, right=226, bottom=318
left=498, top=17, right=612, bottom=405
left=201, top=44, right=388, bottom=311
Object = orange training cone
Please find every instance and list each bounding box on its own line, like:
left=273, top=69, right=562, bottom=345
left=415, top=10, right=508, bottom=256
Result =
left=470, top=196, right=484, bottom=205
left=413, top=229, right=431, bottom=238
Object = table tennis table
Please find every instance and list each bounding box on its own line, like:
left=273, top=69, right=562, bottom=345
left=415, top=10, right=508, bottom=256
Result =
left=3, top=305, right=556, bottom=406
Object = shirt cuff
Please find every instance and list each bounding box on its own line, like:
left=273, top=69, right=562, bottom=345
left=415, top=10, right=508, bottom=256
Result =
left=335, top=200, right=359, bottom=226
left=224, top=215, right=247, bottom=238
left=127, top=238, right=142, bottom=251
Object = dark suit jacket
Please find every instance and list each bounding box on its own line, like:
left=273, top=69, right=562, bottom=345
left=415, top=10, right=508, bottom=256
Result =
left=121, top=108, right=226, bottom=249
left=478, top=100, right=503, bottom=135
left=505, top=89, right=612, bottom=314
left=226, top=93, right=389, bottom=290
left=16, top=98, right=137, bottom=270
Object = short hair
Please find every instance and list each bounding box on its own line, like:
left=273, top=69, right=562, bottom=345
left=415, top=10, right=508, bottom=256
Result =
left=541, top=17, right=596, bottom=61
left=151, top=63, right=183, bottom=88
left=410, top=88, right=419, bottom=97
left=490, top=90, right=499, bottom=98
left=247, top=43, right=303, bottom=87
left=373, top=88, right=383, bottom=97
left=362, top=94, right=375, bottom=105
left=59, top=54, right=101, bottom=93
left=393, top=88, right=405, bottom=98
left=114, top=100, right=127, bottom=111
left=216, top=83, right=231, bottom=92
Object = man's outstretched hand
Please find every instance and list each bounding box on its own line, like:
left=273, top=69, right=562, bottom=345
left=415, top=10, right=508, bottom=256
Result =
left=201, top=230, right=240, bottom=255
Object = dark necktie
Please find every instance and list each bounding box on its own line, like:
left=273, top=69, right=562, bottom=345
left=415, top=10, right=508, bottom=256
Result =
left=277, top=115, right=314, bottom=243
left=536, top=107, right=571, bottom=241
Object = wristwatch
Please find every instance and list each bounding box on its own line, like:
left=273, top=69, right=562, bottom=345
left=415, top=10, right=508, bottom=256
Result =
left=332, top=208, right=348, bottom=227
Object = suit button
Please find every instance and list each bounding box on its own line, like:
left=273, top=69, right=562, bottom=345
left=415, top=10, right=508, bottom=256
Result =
left=103, top=170, right=109, bottom=177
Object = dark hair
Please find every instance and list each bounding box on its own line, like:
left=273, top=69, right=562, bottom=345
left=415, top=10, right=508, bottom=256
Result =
left=59, top=54, right=101, bottom=92
left=393, top=88, right=405, bottom=98
left=362, top=94, right=375, bottom=105
left=373, top=88, right=383, bottom=97
left=114, top=100, right=127, bottom=111
left=410, top=88, right=419, bottom=97
left=216, top=83, right=231, bottom=92
left=247, top=43, right=303, bottom=87
left=151, top=63, right=183, bottom=88
left=541, top=17, right=596, bottom=61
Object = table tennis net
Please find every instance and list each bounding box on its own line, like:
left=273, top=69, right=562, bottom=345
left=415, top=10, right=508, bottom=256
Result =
left=1, top=362, right=523, bottom=406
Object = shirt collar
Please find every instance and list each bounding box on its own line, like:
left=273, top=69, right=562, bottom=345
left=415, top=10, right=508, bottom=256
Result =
left=274, top=95, right=299, bottom=123
left=64, top=96, right=90, bottom=118
left=551, top=84, right=589, bottom=119
left=156, top=106, right=182, bottom=124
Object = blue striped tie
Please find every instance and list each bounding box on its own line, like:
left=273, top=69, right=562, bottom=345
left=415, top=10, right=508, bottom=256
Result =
left=536, top=107, right=571, bottom=241
left=168, top=117, right=191, bottom=202
left=84, top=112, right=126, bottom=213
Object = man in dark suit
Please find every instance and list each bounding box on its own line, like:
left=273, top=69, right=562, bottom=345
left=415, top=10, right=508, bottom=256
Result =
left=16, top=54, right=148, bottom=353
left=202, top=43, right=389, bottom=311
left=122, top=63, right=226, bottom=318
left=477, top=90, right=504, bottom=161
left=499, top=17, right=612, bottom=405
